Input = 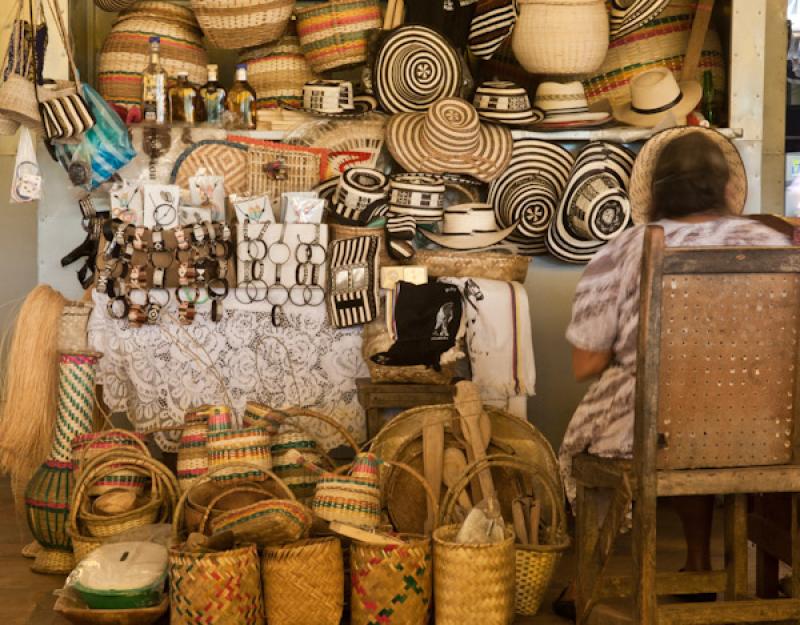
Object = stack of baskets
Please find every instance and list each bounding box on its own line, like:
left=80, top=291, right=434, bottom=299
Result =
left=176, top=406, right=211, bottom=492
left=71, top=429, right=150, bottom=496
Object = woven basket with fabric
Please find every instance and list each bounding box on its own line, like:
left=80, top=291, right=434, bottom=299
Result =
left=191, top=0, right=294, bottom=50
left=240, top=33, right=316, bottom=110
left=207, top=427, right=272, bottom=482
left=432, top=524, right=516, bottom=625
left=98, top=3, right=207, bottom=108
left=261, top=537, right=344, bottom=625
left=295, top=0, right=382, bottom=73
left=247, top=142, right=325, bottom=210
left=71, top=430, right=150, bottom=497
left=582, top=0, right=726, bottom=107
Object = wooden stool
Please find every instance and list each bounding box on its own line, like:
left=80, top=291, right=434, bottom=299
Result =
left=356, top=378, right=454, bottom=440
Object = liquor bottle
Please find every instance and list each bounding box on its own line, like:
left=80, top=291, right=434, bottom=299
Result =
left=702, top=70, right=716, bottom=127
left=226, top=63, right=257, bottom=130
left=169, top=72, right=200, bottom=124
left=141, top=36, right=168, bottom=125
left=199, top=64, right=226, bottom=126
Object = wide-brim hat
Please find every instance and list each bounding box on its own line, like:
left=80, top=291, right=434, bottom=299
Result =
left=473, top=80, right=544, bottom=126
left=487, top=138, right=575, bottom=255
left=386, top=98, right=513, bottom=183
left=421, top=203, right=518, bottom=250
left=628, top=126, right=748, bottom=225
left=610, top=0, right=671, bottom=40
left=468, top=0, right=518, bottom=60
left=282, top=95, right=378, bottom=119
left=545, top=142, right=637, bottom=263
left=533, top=81, right=612, bottom=126
left=613, top=68, right=702, bottom=128
left=387, top=173, right=447, bottom=223
left=373, top=25, right=463, bottom=115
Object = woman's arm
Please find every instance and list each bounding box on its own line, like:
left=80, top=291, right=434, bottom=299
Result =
left=572, top=347, right=612, bottom=382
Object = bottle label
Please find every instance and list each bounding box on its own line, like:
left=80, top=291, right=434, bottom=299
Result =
left=143, top=75, right=167, bottom=123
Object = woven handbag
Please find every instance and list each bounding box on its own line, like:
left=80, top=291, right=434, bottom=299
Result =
left=326, top=235, right=380, bottom=329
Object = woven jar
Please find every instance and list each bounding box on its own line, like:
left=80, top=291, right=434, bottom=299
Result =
left=207, top=427, right=272, bottom=482
left=206, top=404, right=234, bottom=432
left=242, top=401, right=282, bottom=434
left=176, top=406, right=210, bottom=492
left=312, top=452, right=381, bottom=528
left=262, top=537, right=344, bottom=625
left=192, top=0, right=294, bottom=50
left=240, top=33, right=316, bottom=110
left=71, top=429, right=150, bottom=496
left=98, top=3, right=208, bottom=108
left=512, top=0, right=609, bottom=75
left=295, top=0, right=382, bottom=73
left=433, top=524, right=516, bottom=625
left=271, top=428, right=325, bottom=502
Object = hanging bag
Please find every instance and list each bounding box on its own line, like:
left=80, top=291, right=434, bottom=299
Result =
left=0, top=0, right=42, bottom=132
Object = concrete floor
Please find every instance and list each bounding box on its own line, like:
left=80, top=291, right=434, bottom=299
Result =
left=0, top=480, right=739, bottom=625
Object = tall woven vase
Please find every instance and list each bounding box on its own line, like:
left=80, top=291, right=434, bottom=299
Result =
left=24, top=352, right=101, bottom=575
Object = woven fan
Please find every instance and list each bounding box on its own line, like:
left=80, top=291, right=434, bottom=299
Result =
left=285, top=114, right=388, bottom=177
left=170, top=140, right=249, bottom=195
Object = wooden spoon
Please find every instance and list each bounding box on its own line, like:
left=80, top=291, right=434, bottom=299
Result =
left=454, top=381, right=497, bottom=511
left=422, top=419, right=444, bottom=532
left=442, top=447, right=472, bottom=511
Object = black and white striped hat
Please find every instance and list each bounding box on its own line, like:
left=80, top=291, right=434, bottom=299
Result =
left=373, top=25, right=463, bottom=115
left=386, top=97, right=513, bottom=183
left=387, top=173, right=446, bottom=224
left=545, top=142, right=636, bottom=263
left=487, top=138, right=574, bottom=255
left=315, top=169, right=389, bottom=226
left=610, top=0, right=671, bottom=40
left=473, top=81, right=544, bottom=126
left=468, top=0, right=517, bottom=60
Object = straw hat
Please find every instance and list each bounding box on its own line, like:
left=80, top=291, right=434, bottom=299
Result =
left=325, top=167, right=389, bottom=225
left=545, top=142, right=636, bottom=263
left=387, top=173, right=447, bottom=224
left=373, top=25, right=463, bottom=115
left=613, top=68, right=702, bottom=128
left=628, top=126, right=748, bottom=225
left=533, top=81, right=612, bottom=128
left=468, top=0, right=518, bottom=59
left=285, top=80, right=377, bottom=118
left=610, top=0, right=671, bottom=40
left=421, top=203, right=518, bottom=250
left=386, top=98, right=513, bottom=183
left=473, top=81, right=544, bottom=126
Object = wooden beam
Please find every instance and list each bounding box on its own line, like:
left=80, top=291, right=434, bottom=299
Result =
left=596, top=571, right=728, bottom=600
left=681, top=0, right=715, bottom=82
left=658, top=598, right=800, bottom=625
left=657, top=466, right=800, bottom=496
left=662, top=247, right=800, bottom=275
left=724, top=495, right=748, bottom=600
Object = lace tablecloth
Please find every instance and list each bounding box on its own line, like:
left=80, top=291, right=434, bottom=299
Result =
left=88, top=292, right=369, bottom=451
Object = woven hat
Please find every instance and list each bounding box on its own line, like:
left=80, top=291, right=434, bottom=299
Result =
left=610, top=0, right=671, bottom=40
left=287, top=80, right=377, bottom=118
left=613, top=68, right=702, bottom=128
left=421, top=203, right=518, bottom=250
left=328, top=167, right=389, bottom=225
left=473, top=81, right=544, bottom=126
left=468, top=0, right=517, bottom=60
left=388, top=173, right=447, bottom=224
left=545, top=142, right=636, bottom=263
left=533, top=81, right=612, bottom=127
left=487, top=139, right=574, bottom=255
left=628, top=126, right=747, bottom=225
left=386, top=97, right=513, bottom=183
left=373, top=25, right=463, bottom=115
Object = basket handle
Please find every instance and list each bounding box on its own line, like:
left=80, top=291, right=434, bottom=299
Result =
left=382, top=459, right=439, bottom=532
left=75, top=428, right=150, bottom=474
left=437, top=454, right=566, bottom=544
left=272, top=407, right=361, bottom=454
left=198, top=486, right=272, bottom=535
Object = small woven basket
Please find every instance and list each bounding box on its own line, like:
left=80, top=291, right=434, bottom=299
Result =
left=411, top=249, right=530, bottom=282
left=94, top=0, right=136, bottom=11
left=177, top=408, right=210, bottom=493
left=312, top=452, right=382, bottom=528
left=271, top=429, right=326, bottom=502
left=261, top=537, right=344, bottom=625
left=432, top=524, right=516, bottom=625
left=241, top=33, right=316, bottom=110
left=207, top=426, right=272, bottom=482
left=243, top=401, right=282, bottom=434
left=247, top=142, right=324, bottom=211
left=295, top=0, right=382, bottom=73
left=206, top=404, right=233, bottom=432
left=71, top=429, right=150, bottom=496
left=191, top=0, right=295, bottom=50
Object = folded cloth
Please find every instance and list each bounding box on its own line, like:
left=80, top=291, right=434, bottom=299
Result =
left=372, top=280, right=463, bottom=368
left=443, top=277, right=536, bottom=400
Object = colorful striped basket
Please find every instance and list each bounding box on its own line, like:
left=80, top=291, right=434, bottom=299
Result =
left=98, top=3, right=208, bottom=109
left=271, top=429, right=326, bottom=502
left=242, top=401, right=283, bottom=434
left=210, top=493, right=313, bottom=546
left=207, top=427, right=272, bottom=482
left=71, top=429, right=150, bottom=497
left=240, top=32, right=316, bottom=110
left=176, top=407, right=210, bottom=493
left=581, top=1, right=726, bottom=108
left=206, top=403, right=234, bottom=432
left=295, top=0, right=382, bottom=73
left=191, top=0, right=295, bottom=50
left=312, top=452, right=382, bottom=529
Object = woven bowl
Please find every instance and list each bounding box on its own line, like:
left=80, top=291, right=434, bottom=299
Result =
left=211, top=498, right=313, bottom=545
left=240, top=33, right=316, bottom=110
left=192, top=0, right=295, bottom=50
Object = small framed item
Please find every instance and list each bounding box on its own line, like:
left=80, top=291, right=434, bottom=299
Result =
left=285, top=196, right=325, bottom=224
left=110, top=179, right=144, bottom=225
left=281, top=192, right=318, bottom=222
left=143, top=183, right=180, bottom=229
left=179, top=205, right=213, bottom=226
left=189, top=175, right=226, bottom=222
left=327, top=235, right=380, bottom=328
left=231, top=194, right=274, bottom=224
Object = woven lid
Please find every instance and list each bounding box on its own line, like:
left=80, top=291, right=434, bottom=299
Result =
left=349, top=452, right=380, bottom=483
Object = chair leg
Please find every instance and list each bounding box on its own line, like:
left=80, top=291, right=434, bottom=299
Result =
left=575, top=481, right=599, bottom=622
left=724, top=494, right=748, bottom=600
left=792, top=493, right=800, bottom=599
left=633, top=485, right=657, bottom=624
left=755, top=545, right=780, bottom=598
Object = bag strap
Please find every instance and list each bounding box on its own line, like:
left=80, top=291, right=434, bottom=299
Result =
left=41, top=0, right=81, bottom=91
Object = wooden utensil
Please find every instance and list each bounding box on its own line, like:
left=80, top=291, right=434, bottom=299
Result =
left=423, top=419, right=445, bottom=532
left=681, top=0, right=715, bottom=82
left=442, top=447, right=472, bottom=511
left=528, top=499, right=541, bottom=546
left=454, top=381, right=497, bottom=510
left=511, top=498, right=529, bottom=545
left=329, top=521, right=406, bottom=545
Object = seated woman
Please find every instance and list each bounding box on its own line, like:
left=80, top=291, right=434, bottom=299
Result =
left=554, top=129, right=791, bottom=620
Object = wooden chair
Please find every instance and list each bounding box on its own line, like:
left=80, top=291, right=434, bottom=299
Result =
left=572, top=225, right=800, bottom=624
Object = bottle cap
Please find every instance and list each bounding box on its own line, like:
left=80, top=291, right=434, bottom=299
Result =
left=149, top=36, right=161, bottom=44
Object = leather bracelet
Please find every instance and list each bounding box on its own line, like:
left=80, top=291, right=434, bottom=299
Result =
left=178, top=301, right=196, bottom=325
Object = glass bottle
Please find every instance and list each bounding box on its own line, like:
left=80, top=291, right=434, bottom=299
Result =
left=199, top=64, right=226, bottom=126
left=226, top=63, right=257, bottom=130
left=702, top=70, right=716, bottom=127
left=141, top=36, right=168, bottom=125
left=169, top=72, right=200, bottom=124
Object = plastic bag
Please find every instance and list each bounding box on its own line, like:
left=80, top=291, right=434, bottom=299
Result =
left=10, top=127, right=42, bottom=203
left=455, top=499, right=506, bottom=544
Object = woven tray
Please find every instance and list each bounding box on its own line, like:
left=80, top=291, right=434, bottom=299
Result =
left=410, top=249, right=530, bottom=282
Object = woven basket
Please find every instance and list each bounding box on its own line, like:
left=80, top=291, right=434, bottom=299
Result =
left=0, top=73, right=41, bottom=129
left=207, top=427, right=272, bottom=481
left=271, top=429, right=326, bottom=502
left=94, top=0, right=136, bottom=11
left=432, top=524, right=516, bottom=625
left=176, top=407, right=210, bottom=493
left=181, top=474, right=273, bottom=536
left=261, top=537, right=343, bottom=625
left=206, top=404, right=233, bottom=432
left=295, top=0, right=382, bottom=73
left=71, top=430, right=150, bottom=496
left=243, top=401, right=282, bottom=434
left=329, top=222, right=392, bottom=267
left=58, top=301, right=94, bottom=352
left=312, top=452, right=382, bottom=528
left=583, top=1, right=726, bottom=107
left=98, top=5, right=208, bottom=108
left=192, top=0, right=294, bottom=50
left=412, top=249, right=530, bottom=282
left=170, top=543, right=264, bottom=625
left=440, top=454, right=570, bottom=616
left=512, top=0, right=608, bottom=75
left=247, top=142, right=324, bottom=211
left=241, top=33, right=316, bottom=110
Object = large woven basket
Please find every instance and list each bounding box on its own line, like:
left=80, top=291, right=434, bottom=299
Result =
left=247, top=142, right=325, bottom=211
left=191, top=0, right=295, bottom=50
left=512, top=0, right=608, bottom=75
left=71, top=429, right=150, bottom=496
left=261, top=537, right=344, bottom=625
left=240, top=33, right=316, bottom=110
left=411, top=249, right=530, bottom=282
left=295, top=0, right=382, bottom=73
left=207, top=427, right=272, bottom=482
left=98, top=4, right=208, bottom=108
left=432, top=524, right=516, bottom=625
left=582, top=1, right=726, bottom=107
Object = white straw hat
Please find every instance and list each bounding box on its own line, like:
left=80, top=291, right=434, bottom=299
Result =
left=533, top=81, right=611, bottom=127
left=421, top=203, right=518, bottom=250
left=613, top=68, right=702, bottom=128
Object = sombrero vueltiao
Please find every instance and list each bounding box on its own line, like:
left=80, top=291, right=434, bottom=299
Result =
left=386, top=97, right=513, bottom=183
left=610, top=0, right=671, bottom=40
left=420, top=203, right=518, bottom=250
left=628, top=126, right=748, bottom=225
